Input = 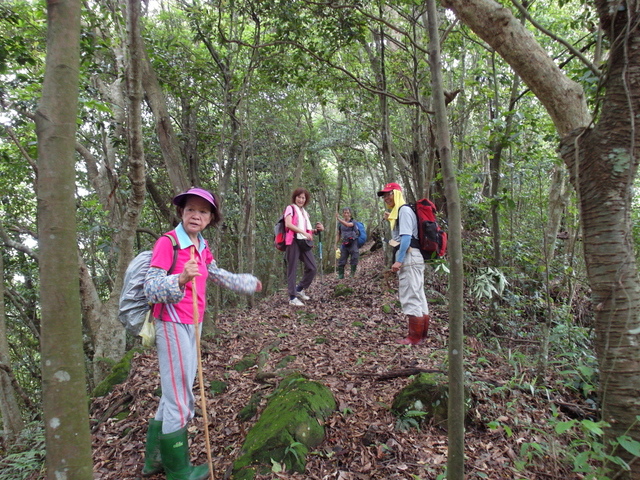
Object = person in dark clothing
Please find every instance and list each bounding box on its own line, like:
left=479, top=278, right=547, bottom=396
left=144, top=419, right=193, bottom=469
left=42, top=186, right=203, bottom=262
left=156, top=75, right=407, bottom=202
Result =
left=335, top=207, right=360, bottom=278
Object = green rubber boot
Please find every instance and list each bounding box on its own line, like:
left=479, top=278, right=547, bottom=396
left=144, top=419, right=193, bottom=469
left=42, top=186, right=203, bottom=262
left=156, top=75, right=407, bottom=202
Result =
left=142, top=419, right=163, bottom=476
left=338, top=266, right=345, bottom=279
left=350, top=264, right=357, bottom=277
left=159, top=426, right=210, bottom=480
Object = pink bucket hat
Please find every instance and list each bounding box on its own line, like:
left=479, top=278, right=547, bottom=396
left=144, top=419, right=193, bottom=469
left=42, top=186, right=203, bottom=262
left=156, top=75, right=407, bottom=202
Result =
left=172, top=187, right=216, bottom=210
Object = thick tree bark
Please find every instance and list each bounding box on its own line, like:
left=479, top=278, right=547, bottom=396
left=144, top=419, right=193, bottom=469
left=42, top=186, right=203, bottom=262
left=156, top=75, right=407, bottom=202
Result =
left=35, top=0, right=94, bottom=478
left=561, top=4, right=640, bottom=475
left=442, top=0, right=640, bottom=476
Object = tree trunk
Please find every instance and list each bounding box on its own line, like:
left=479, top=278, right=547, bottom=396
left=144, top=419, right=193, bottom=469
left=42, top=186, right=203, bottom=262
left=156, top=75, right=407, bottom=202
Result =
left=559, top=5, right=640, bottom=465
left=488, top=67, right=520, bottom=267
left=80, top=0, right=149, bottom=385
left=362, top=23, right=395, bottom=181
left=426, top=2, right=465, bottom=478
left=544, top=165, right=571, bottom=263
left=35, top=0, right=93, bottom=477
left=0, top=252, right=25, bottom=439
left=442, top=0, right=640, bottom=476
left=141, top=50, right=190, bottom=194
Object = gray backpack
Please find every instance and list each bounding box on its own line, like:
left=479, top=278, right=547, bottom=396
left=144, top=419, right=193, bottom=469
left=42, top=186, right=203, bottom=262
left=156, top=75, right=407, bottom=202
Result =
left=118, top=234, right=178, bottom=336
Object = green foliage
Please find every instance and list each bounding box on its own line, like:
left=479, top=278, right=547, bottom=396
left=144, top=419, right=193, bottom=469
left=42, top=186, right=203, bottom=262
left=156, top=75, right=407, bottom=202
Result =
left=395, top=404, right=429, bottom=432
left=544, top=414, right=640, bottom=479
left=391, top=373, right=454, bottom=430
left=550, top=322, right=598, bottom=401
left=0, top=422, right=46, bottom=480
left=470, top=267, right=509, bottom=300
left=0, top=0, right=614, bottom=462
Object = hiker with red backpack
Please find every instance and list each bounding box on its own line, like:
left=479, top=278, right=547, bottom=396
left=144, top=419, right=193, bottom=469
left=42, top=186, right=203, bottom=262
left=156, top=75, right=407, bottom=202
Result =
left=377, top=182, right=430, bottom=345
left=141, top=187, right=262, bottom=480
left=283, top=187, right=325, bottom=306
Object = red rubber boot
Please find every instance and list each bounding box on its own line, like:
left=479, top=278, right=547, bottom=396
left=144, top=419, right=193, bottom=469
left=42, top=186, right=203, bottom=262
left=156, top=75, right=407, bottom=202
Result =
left=419, top=315, right=430, bottom=344
left=397, top=315, right=424, bottom=345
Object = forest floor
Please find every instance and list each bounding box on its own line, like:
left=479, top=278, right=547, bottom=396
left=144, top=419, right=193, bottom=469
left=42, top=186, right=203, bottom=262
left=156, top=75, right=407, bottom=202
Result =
left=88, top=245, right=596, bottom=480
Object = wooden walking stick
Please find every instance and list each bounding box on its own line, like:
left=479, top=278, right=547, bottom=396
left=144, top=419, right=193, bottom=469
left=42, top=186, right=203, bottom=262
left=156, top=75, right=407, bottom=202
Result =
left=192, top=247, right=214, bottom=479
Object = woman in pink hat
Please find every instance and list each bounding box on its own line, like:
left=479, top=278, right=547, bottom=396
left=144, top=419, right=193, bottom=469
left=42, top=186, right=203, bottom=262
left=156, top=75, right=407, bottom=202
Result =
left=141, top=187, right=262, bottom=480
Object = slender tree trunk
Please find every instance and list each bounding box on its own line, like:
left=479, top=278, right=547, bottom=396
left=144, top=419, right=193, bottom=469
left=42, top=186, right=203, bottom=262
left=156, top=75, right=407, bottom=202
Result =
left=362, top=23, right=395, bottom=180
left=488, top=60, right=521, bottom=267
left=35, top=0, right=93, bottom=477
left=0, top=252, right=25, bottom=439
left=86, top=0, right=148, bottom=384
left=544, top=165, right=570, bottom=263
left=141, top=51, right=190, bottom=194
left=426, top=2, right=464, bottom=478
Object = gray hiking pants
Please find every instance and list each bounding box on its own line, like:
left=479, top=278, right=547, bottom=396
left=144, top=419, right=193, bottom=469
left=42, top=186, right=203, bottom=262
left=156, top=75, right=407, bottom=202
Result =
left=397, top=248, right=429, bottom=317
left=154, top=319, right=199, bottom=434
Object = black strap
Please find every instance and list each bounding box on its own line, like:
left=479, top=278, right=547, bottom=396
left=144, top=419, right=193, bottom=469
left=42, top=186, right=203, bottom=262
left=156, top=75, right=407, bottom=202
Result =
left=155, top=233, right=180, bottom=319
left=163, top=233, right=179, bottom=274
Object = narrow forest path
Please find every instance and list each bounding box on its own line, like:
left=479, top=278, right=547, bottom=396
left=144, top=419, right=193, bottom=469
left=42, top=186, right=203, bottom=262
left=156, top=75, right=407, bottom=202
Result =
left=89, top=245, right=588, bottom=480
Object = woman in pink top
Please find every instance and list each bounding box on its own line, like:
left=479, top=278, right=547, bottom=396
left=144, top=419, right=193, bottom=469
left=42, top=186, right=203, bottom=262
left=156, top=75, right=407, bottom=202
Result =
left=283, top=187, right=324, bottom=306
left=141, top=187, right=261, bottom=480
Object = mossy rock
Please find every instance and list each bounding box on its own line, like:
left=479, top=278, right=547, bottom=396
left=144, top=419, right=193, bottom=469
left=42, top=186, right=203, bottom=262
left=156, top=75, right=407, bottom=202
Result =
left=391, top=372, right=469, bottom=428
left=276, top=355, right=296, bottom=369
left=209, top=380, right=228, bottom=395
left=232, top=372, right=336, bottom=478
left=237, top=391, right=264, bottom=422
left=233, top=353, right=258, bottom=372
left=334, top=284, right=354, bottom=297
left=92, top=347, right=142, bottom=398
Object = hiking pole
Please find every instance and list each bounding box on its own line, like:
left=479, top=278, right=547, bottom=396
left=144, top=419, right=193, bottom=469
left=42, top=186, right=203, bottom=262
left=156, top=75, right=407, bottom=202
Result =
left=317, top=230, right=323, bottom=280
left=191, top=247, right=214, bottom=479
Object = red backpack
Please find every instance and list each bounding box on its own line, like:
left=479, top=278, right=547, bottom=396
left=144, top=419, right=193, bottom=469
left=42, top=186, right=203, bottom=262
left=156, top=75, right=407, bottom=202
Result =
left=274, top=205, right=296, bottom=251
left=404, top=199, right=447, bottom=259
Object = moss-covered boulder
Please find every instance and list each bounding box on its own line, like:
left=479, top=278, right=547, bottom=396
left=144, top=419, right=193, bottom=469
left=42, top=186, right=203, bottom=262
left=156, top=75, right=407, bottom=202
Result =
left=233, top=353, right=258, bottom=372
left=391, top=372, right=469, bottom=429
left=334, top=284, right=354, bottom=297
left=232, top=372, right=336, bottom=479
left=237, top=391, right=264, bottom=422
left=209, top=380, right=228, bottom=395
left=92, top=347, right=142, bottom=398
left=276, top=355, right=296, bottom=369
